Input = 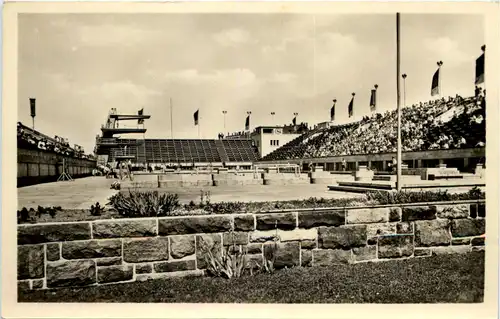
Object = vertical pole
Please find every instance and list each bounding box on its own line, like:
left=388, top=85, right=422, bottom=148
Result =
left=396, top=13, right=402, bottom=191
left=32, top=117, right=35, bottom=130
left=170, top=98, right=174, bottom=139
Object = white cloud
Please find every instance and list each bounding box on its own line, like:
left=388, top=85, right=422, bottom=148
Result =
left=77, top=24, right=159, bottom=47
left=423, top=37, right=469, bottom=67
left=213, top=28, right=253, bottom=47
left=164, top=68, right=258, bottom=88
left=267, top=72, right=298, bottom=84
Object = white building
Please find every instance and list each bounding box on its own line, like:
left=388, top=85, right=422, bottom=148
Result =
left=250, top=124, right=306, bottom=158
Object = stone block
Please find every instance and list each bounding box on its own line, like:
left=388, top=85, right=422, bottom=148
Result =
left=378, top=235, right=413, bottom=258
left=18, top=223, right=91, bottom=245
left=478, top=204, right=485, bottom=218
left=389, top=207, right=402, bottom=222
left=366, top=223, right=397, bottom=238
left=243, top=243, right=262, bottom=254
left=434, top=204, right=470, bottom=219
left=96, top=257, right=122, bottom=267
left=414, top=220, right=451, bottom=247
left=431, top=246, right=470, bottom=255
left=301, top=239, right=317, bottom=250
left=451, top=219, right=485, bottom=237
left=249, top=229, right=316, bottom=243
left=396, top=222, right=413, bottom=234
left=234, top=215, right=255, bottom=231
left=470, top=204, right=477, bottom=218
left=32, top=279, right=44, bottom=289
left=313, top=249, right=351, bottom=266
left=414, top=248, right=432, bottom=257
left=169, top=235, right=195, bottom=259
left=18, top=281, right=30, bottom=291
left=196, top=234, right=222, bottom=269
left=352, top=246, right=377, bottom=262
left=62, top=239, right=122, bottom=259
left=154, top=260, right=196, bottom=273
left=46, top=243, right=60, bottom=261
left=223, top=232, right=249, bottom=246
left=123, top=237, right=169, bottom=263
left=301, top=250, right=313, bottom=267
left=318, top=225, right=367, bottom=250
left=471, top=237, right=485, bottom=246
left=159, top=216, right=232, bottom=235
left=256, top=213, right=296, bottom=231
left=97, top=265, right=133, bottom=284
left=46, top=260, right=96, bottom=288
left=472, top=246, right=485, bottom=252
left=92, top=219, right=156, bottom=238
left=135, top=264, right=153, bottom=274
left=402, top=206, right=436, bottom=221
left=298, top=210, right=345, bottom=229
left=346, top=208, right=389, bottom=224
left=263, top=242, right=300, bottom=268
left=452, top=238, right=471, bottom=245
left=18, top=244, right=44, bottom=280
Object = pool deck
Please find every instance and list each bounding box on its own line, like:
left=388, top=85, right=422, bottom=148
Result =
left=17, top=175, right=484, bottom=210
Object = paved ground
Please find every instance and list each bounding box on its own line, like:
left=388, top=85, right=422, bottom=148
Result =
left=18, top=177, right=119, bottom=210
left=18, top=174, right=483, bottom=209
left=18, top=177, right=364, bottom=209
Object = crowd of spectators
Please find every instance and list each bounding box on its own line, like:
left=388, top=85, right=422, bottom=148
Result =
left=263, top=92, right=486, bottom=161
left=17, top=122, right=95, bottom=160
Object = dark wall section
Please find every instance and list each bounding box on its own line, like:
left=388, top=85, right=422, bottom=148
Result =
left=18, top=148, right=97, bottom=188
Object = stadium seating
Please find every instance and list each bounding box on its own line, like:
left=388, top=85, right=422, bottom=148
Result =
left=261, top=94, right=486, bottom=161
left=105, top=138, right=260, bottom=164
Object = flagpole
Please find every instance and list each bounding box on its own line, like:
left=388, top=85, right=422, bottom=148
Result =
left=437, top=61, right=443, bottom=98
left=396, top=12, right=402, bottom=192
left=198, top=109, right=201, bottom=139
left=170, top=98, right=174, bottom=139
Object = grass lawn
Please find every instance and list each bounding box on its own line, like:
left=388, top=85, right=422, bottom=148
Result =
left=19, top=251, right=484, bottom=303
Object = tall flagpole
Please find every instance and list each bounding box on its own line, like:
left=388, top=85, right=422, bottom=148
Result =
left=396, top=13, right=402, bottom=191
left=170, top=98, right=174, bottom=139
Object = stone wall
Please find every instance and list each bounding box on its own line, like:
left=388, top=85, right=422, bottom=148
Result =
left=17, top=200, right=485, bottom=291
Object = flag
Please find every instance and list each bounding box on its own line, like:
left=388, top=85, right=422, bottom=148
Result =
left=292, top=117, right=297, bottom=126
left=431, top=69, right=440, bottom=96
left=138, top=108, right=144, bottom=125
left=348, top=96, right=354, bottom=118
left=29, top=98, right=36, bottom=117
left=245, top=115, right=250, bottom=131
left=194, top=110, right=199, bottom=126
left=370, top=89, right=377, bottom=111
left=475, top=52, right=485, bottom=85
left=330, top=104, right=335, bottom=122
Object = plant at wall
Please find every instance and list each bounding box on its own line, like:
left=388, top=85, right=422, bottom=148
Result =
left=90, top=202, right=103, bottom=216
left=202, top=230, right=248, bottom=279
left=17, top=205, right=62, bottom=223
left=366, top=189, right=485, bottom=205
left=107, top=191, right=180, bottom=217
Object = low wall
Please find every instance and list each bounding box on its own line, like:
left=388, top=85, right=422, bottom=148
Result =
left=262, top=173, right=310, bottom=185
left=213, top=172, right=263, bottom=186
left=158, top=173, right=212, bottom=187
left=17, top=200, right=485, bottom=291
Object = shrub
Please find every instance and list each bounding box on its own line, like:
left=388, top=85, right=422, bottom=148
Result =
left=202, top=230, right=248, bottom=279
left=17, top=206, right=61, bottom=223
left=366, top=188, right=485, bottom=205
left=108, top=191, right=180, bottom=217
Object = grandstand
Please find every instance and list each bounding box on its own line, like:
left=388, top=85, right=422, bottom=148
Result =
left=94, top=109, right=260, bottom=166
left=260, top=94, right=486, bottom=172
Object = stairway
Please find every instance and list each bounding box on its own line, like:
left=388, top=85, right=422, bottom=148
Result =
left=215, top=140, right=230, bottom=163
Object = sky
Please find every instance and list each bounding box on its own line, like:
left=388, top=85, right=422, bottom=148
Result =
left=18, top=13, right=484, bottom=153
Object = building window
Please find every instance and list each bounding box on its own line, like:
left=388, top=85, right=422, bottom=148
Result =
left=276, top=140, right=279, bottom=146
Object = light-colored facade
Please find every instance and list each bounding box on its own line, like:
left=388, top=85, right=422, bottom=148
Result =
left=251, top=126, right=302, bottom=158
